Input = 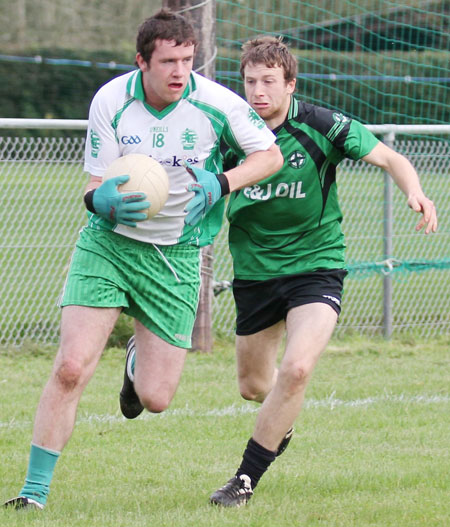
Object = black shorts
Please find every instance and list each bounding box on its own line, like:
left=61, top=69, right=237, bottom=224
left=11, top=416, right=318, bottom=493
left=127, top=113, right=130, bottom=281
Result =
left=233, top=269, right=348, bottom=336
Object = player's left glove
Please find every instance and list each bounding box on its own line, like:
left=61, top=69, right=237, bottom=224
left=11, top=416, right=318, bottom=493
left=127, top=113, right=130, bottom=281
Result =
left=184, top=163, right=230, bottom=226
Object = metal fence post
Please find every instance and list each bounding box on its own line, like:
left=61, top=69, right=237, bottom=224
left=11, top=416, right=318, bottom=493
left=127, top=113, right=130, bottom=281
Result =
left=383, top=130, right=395, bottom=338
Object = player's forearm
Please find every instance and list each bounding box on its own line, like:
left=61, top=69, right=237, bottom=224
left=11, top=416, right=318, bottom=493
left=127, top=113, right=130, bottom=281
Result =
left=362, top=141, right=437, bottom=233
left=84, top=175, right=103, bottom=194
left=83, top=175, right=103, bottom=213
left=363, top=142, right=424, bottom=199
left=223, top=144, right=283, bottom=192
left=384, top=153, right=425, bottom=199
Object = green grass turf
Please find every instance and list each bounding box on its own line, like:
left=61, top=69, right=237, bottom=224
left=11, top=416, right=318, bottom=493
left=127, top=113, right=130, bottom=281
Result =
left=0, top=335, right=448, bottom=526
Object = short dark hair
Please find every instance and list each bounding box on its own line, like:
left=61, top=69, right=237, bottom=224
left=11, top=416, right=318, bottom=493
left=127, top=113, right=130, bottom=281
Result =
left=240, top=36, right=298, bottom=82
left=136, top=8, right=198, bottom=63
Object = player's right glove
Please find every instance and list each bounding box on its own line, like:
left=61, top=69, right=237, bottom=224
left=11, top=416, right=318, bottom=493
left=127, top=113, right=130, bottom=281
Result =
left=84, top=175, right=150, bottom=228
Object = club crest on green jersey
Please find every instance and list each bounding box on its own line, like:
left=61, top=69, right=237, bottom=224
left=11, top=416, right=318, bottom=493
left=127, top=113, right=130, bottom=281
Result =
left=332, top=112, right=350, bottom=124
left=288, top=151, right=306, bottom=169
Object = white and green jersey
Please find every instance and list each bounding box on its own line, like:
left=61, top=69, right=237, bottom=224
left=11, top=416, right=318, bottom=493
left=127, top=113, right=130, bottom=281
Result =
left=84, top=70, right=276, bottom=246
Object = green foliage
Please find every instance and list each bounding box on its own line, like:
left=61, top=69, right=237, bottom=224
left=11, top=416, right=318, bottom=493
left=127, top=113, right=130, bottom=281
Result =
left=0, top=335, right=449, bottom=526
left=1, top=44, right=448, bottom=124
left=1, top=1, right=448, bottom=126
left=0, top=49, right=134, bottom=120
left=216, top=49, right=450, bottom=124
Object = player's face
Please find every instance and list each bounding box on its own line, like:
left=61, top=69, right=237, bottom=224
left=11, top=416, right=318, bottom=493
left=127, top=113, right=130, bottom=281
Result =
left=244, top=63, right=296, bottom=129
left=137, top=39, right=195, bottom=111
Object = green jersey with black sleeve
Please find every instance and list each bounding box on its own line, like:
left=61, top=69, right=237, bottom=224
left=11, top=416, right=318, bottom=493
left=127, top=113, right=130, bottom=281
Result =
left=226, top=97, right=379, bottom=280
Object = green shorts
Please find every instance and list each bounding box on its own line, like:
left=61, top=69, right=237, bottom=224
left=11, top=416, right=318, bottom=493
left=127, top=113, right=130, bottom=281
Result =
left=61, top=227, right=201, bottom=348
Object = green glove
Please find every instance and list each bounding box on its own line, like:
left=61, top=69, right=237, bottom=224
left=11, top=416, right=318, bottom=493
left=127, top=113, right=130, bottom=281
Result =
left=184, top=163, right=228, bottom=226
left=90, top=175, right=150, bottom=227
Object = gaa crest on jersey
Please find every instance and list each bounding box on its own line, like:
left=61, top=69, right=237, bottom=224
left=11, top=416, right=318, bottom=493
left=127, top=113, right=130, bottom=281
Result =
left=121, top=135, right=141, bottom=145
left=332, top=112, right=350, bottom=124
left=90, top=130, right=101, bottom=158
left=248, top=108, right=265, bottom=129
left=181, top=128, right=198, bottom=150
left=288, top=151, right=306, bottom=169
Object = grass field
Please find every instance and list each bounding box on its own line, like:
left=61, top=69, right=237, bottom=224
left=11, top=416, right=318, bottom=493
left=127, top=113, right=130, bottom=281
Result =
left=0, top=335, right=448, bottom=526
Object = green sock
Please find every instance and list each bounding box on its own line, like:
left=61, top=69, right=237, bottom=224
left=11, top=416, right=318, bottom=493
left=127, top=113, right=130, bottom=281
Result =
left=131, top=348, right=135, bottom=376
left=19, top=443, right=60, bottom=506
left=127, top=343, right=136, bottom=381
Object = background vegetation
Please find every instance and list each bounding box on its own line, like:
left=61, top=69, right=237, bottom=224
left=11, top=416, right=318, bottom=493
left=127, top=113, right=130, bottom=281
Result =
left=1, top=0, right=449, bottom=123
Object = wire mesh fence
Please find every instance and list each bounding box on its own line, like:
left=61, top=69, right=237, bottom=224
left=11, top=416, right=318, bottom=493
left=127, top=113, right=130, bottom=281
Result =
left=0, top=1, right=449, bottom=344
left=0, top=134, right=86, bottom=345
left=215, top=0, right=450, bottom=125
left=0, top=123, right=449, bottom=345
left=213, top=132, right=450, bottom=339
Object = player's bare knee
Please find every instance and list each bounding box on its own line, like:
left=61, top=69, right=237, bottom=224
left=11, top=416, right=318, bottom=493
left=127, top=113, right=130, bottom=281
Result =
left=54, top=358, right=85, bottom=392
left=279, top=362, right=312, bottom=392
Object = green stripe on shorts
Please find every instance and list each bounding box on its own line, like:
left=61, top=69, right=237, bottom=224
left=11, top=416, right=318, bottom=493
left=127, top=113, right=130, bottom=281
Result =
left=61, top=227, right=201, bottom=348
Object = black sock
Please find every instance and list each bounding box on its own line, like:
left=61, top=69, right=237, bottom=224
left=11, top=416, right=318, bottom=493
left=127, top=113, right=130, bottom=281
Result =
left=236, top=438, right=277, bottom=489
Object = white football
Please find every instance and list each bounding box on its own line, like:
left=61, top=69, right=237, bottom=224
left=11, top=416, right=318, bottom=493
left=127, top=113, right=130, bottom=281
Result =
left=103, top=153, right=169, bottom=219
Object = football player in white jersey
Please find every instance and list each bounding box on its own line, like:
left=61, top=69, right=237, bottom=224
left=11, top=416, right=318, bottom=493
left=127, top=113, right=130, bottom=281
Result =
left=4, top=9, right=282, bottom=511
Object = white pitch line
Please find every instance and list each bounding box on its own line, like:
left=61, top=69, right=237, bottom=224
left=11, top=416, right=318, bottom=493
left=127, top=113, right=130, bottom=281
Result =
left=0, top=393, right=448, bottom=430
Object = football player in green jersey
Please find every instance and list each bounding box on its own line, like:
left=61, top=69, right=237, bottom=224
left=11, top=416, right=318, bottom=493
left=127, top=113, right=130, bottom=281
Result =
left=210, top=36, right=437, bottom=507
